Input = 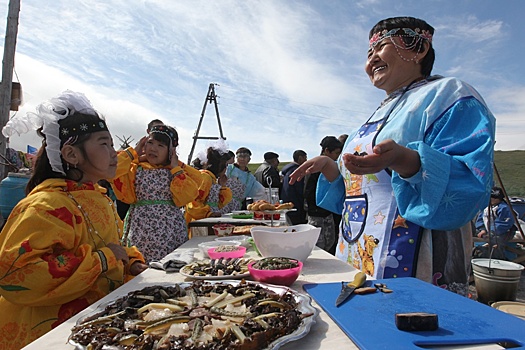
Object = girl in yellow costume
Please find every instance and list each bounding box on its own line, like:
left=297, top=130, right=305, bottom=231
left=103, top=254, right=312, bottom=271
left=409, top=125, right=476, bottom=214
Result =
left=111, top=125, right=201, bottom=263
left=185, top=140, right=233, bottom=224
left=0, top=91, right=147, bottom=349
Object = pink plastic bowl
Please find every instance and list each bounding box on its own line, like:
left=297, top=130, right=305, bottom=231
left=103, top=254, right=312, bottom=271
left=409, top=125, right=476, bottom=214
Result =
left=208, top=245, right=246, bottom=259
left=247, top=260, right=303, bottom=286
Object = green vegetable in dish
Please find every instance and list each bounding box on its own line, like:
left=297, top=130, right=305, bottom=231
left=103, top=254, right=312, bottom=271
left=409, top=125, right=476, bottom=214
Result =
left=253, top=257, right=299, bottom=270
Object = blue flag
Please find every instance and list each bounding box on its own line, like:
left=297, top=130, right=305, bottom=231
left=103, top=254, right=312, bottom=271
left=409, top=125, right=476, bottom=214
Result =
left=27, top=145, right=38, bottom=155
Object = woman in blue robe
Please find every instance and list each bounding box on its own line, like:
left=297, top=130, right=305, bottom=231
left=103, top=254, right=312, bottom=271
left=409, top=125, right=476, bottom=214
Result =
left=290, top=17, right=495, bottom=295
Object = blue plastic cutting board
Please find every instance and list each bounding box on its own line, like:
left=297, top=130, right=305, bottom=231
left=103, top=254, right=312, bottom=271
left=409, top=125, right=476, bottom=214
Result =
left=303, top=277, right=525, bottom=349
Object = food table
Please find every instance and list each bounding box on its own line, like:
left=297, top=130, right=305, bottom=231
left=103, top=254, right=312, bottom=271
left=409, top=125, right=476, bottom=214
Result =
left=22, top=235, right=523, bottom=350
left=22, top=235, right=359, bottom=350
left=188, top=215, right=285, bottom=236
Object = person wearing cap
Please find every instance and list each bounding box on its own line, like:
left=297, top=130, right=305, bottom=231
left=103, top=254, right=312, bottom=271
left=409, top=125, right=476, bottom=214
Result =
left=304, top=137, right=343, bottom=252
left=475, top=186, right=518, bottom=260
left=254, top=151, right=282, bottom=195
left=224, top=147, right=266, bottom=209
left=281, top=150, right=308, bottom=225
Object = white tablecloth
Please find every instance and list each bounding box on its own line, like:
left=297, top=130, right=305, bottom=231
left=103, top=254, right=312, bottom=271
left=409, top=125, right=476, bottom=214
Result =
left=22, top=236, right=359, bottom=349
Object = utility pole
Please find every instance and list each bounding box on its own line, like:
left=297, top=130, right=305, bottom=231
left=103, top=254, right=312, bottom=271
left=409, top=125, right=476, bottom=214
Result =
left=187, top=83, right=226, bottom=164
left=0, top=0, right=21, bottom=180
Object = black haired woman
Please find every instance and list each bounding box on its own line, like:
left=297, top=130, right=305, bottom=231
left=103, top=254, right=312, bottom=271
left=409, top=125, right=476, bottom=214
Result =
left=0, top=91, right=147, bottom=349
left=290, top=17, right=495, bottom=296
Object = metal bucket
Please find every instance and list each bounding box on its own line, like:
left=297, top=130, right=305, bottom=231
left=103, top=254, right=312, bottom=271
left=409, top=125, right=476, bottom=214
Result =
left=472, top=258, right=524, bottom=304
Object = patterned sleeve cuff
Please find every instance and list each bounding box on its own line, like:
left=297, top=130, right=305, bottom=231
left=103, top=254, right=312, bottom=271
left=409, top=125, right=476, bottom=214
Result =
left=96, top=250, right=109, bottom=272
left=125, top=148, right=134, bottom=160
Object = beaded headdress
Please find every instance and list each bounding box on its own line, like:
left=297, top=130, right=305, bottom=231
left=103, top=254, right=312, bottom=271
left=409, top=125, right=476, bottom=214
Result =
left=2, top=90, right=106, bottom=175
left=149, top=125, right=178, bottom=147
left=369, top=27, right=433, bottom=50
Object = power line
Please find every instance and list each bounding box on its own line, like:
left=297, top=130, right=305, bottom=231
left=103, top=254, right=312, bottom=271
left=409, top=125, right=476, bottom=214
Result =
left=220, top=103, right=353, bottom=127
left=220, top=96, right=363, bottom=124
left=219, top=83, right=371, bottom=116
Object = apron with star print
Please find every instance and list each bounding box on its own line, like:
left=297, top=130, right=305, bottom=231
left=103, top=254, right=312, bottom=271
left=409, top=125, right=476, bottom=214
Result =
left=335, top=118, right=423, bottom=279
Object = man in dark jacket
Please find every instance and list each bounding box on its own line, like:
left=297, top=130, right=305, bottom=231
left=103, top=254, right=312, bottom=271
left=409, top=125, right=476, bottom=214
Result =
left=254, top=152, right=282, bottom=195
left=281, top=150, right=307, bottom=225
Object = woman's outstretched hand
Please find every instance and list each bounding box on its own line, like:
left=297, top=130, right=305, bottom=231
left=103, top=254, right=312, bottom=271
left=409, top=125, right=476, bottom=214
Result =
left=289, top=156, right=339, bottom=184
left=342, top=139, right=420, bottom=178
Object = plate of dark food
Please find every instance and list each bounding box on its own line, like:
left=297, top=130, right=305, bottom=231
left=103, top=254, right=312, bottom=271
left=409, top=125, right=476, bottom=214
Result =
left=68, top=279, right=319, bottom=350
left=179, top=258, right=253, bottom=280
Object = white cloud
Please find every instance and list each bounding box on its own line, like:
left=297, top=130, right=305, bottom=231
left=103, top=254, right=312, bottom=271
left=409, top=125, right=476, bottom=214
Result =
left=2, top=0, right=525, bottom=162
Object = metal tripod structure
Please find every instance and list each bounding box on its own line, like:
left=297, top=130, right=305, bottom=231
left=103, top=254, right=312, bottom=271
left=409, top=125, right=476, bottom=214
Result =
left=187, top=83, right=226, bottom=164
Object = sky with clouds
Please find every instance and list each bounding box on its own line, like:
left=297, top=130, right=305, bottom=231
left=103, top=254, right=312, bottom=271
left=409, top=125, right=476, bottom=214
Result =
left=1, top=0, right=524, bottom=163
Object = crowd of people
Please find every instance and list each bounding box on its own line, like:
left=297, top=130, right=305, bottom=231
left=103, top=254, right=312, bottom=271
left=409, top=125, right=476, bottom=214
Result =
left=0, top=15, right=515, bottom=349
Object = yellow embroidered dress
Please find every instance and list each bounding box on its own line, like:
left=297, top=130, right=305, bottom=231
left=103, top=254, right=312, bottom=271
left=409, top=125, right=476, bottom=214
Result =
left=184, top=169, right=233, bottom=224
left=0, top=179, right=144, bottom=350
left=111, top=148, right=201, bottom=262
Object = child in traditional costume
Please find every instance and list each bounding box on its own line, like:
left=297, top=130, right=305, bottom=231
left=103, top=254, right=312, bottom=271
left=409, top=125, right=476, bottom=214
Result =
left=185, top=140, right=233, bottom=224
left=0, top=91, right=147, bottom=349
left=111, top=125, right=201, bottom=263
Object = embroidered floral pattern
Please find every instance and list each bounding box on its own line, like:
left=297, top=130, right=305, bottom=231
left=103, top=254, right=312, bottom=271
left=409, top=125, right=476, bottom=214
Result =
left=0, top=322, right=28, bottom=349
left=51, top=298, right=89, bottom=328
left=0, top=240, right=35, bottom=290
left=113, top=178, right=124, bottom=192
left=42, top=252, right=82, bottom=279
left=47, top=207, right=79, bottom=228
left=126, top=168, right=188, bottom=263
left=19, top=240, right=32, bottom=254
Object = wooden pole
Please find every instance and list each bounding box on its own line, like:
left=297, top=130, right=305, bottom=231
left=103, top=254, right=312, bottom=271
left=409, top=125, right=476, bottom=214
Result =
left=0, top=0, right=21, bottom=180
left=494, top=163, right=525, bottom=241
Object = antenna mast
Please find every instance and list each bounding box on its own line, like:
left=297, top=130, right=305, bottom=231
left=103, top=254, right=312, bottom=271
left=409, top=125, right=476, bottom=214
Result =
left=187, top=83, right=226, bottom=164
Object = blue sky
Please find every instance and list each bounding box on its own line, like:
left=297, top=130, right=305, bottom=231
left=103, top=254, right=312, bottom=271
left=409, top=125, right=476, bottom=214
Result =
left=1, top=0, right=524, bottom=162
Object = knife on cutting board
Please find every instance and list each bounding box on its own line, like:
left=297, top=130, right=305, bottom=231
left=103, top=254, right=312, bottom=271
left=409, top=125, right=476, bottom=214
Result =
left=335, top=271, right=366, bottom=307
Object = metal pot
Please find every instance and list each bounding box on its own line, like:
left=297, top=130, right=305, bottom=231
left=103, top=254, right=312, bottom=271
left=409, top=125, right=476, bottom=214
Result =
left=472, top=258, right=524, bottom=304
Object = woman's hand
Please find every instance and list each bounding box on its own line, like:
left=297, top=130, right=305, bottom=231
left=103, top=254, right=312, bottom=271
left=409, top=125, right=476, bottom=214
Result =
left=136, top=136, right=148, bottom=162
left=107, top=242, right=130, bottom=264
left=342, top=139, right=420, bottom=178
left=129, top=261, right=148, bottom=276
left=289, top=155, right=339, bottom=184
left=477, top=229, right=487, bottom=239
left=218, top=174, right=228, bottom=186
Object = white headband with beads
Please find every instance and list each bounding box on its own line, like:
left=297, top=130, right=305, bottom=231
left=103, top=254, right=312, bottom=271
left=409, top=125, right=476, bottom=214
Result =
left=196, top=138, right=229, bottom=165
left=369, top=27, right=433, bottom=50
